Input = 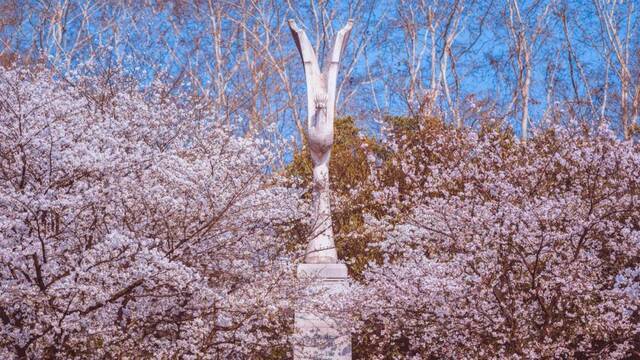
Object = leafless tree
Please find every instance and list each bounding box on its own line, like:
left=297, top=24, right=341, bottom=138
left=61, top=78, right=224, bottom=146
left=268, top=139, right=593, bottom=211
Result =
left=502, top=0, right=555, bottom=141
left=1, top=0, right=637, bottom=141
left=593, top=0, right=639, bottom=139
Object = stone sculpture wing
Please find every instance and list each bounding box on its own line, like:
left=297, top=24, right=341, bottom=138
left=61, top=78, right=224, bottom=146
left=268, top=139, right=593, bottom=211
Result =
left=288, top=19, right=321, bottom=78
left=329, top=19, right=354, bottom=64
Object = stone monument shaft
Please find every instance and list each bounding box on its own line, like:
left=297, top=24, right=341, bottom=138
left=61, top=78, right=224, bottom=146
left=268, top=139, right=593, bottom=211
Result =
left=288, top=19, right=353, bottom=264
left=289, top=18, right=354, bottom=360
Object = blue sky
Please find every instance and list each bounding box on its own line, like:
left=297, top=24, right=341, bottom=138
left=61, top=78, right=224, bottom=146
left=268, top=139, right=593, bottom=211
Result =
left=1, top=0, right=637, bottom=141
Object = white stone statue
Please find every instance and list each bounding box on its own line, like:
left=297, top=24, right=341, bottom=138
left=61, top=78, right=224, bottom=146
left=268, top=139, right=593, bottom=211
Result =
left=289, top=19, right=354, bottom=359
left=288, top=18, right=353, bottom=264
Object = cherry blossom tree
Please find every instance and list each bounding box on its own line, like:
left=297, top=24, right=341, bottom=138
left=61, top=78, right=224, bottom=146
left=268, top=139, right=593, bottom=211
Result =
left=351, top=121, right=640, bottom=358
left=0, top=66, right=304, bottom=358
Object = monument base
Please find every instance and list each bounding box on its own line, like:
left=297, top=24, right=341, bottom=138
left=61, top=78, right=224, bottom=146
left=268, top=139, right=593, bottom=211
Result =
left=294, top=263, right=351, bottom=359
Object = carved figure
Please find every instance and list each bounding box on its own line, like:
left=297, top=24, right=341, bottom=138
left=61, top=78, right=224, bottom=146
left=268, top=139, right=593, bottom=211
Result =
left=288, top=19, right=353, bottom=263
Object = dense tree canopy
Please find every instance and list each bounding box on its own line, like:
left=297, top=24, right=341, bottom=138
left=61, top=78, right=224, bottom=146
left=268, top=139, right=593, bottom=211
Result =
left=351, top=122, right=640, bottom=358
left=1, top=0, right=639, bottom=357
left=1, top=63, right=639, bottom=359
left=0, top=67, right=303, bottom=358
left=285, top=115, right=640, bottom=358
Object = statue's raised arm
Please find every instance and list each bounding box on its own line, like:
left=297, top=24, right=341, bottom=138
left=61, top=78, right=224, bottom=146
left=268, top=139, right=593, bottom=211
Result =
left=326, top=20, right=354, bottom=108
left=288, top=20, right=321, bottom=78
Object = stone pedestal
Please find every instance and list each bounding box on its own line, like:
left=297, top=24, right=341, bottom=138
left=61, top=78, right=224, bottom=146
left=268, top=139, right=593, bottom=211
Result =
left=294, top=263, right=351, bottom=359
